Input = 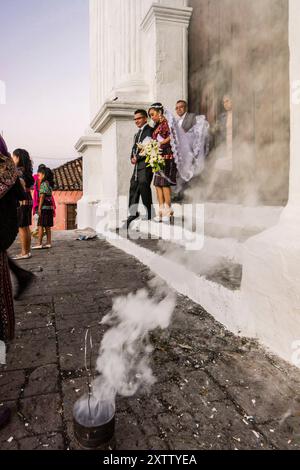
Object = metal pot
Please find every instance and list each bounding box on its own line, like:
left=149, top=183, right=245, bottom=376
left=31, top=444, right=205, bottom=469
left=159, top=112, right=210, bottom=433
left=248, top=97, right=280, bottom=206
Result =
left=73, top=395, right=115, bottom=449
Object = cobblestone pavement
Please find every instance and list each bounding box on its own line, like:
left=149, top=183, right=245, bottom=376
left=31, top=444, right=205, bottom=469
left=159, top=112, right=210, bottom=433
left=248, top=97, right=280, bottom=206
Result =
left=1, top=234, right=300, bottom=450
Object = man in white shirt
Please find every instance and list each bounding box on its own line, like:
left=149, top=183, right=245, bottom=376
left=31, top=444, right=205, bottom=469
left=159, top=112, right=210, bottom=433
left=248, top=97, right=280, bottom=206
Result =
left=175, top=100, right=197, bottom=132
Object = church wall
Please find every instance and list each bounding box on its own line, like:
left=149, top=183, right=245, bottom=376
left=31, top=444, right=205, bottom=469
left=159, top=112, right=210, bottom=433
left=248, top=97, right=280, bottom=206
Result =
left=188, top=0, right=290, bottom=205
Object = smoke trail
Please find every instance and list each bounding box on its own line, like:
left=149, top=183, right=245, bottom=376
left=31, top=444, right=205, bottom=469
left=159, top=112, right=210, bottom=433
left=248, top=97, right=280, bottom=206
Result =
left=92, top=286, right=176, bottom=404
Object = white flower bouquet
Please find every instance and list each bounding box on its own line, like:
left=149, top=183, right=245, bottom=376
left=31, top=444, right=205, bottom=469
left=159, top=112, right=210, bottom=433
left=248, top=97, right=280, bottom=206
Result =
left=138, top=139, right=165, bottom=173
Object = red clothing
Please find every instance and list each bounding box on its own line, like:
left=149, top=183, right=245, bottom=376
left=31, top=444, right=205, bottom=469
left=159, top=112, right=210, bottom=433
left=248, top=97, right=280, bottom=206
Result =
left=152, top=119, right=177, bottom=187
left=152, top=119, right=174, bottom=158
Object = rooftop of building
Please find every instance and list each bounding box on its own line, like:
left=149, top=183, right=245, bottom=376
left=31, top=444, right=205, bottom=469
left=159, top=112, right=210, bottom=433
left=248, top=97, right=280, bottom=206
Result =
left=53, top=157, right=82, bottom=191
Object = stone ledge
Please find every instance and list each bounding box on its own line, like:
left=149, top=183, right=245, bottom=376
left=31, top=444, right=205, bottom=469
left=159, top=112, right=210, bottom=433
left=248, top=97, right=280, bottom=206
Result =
left=141, top=4, right=193, bottom=32
left=75, top=134, right=102, bottom=153
left=90, top=101, right=150, bottom=134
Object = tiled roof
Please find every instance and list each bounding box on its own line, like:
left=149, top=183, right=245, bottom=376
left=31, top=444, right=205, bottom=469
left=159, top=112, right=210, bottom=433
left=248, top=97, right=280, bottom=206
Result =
left=53, top=157, right=82, bottom=191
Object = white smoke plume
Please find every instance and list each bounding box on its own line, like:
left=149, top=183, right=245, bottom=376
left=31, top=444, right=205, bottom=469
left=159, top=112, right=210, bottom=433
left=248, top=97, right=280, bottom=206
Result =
left=92, top=286, right=176, bottom=404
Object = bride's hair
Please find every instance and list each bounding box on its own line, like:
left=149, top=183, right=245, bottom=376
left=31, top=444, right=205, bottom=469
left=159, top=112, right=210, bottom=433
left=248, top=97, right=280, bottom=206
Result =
left=148, top=102, right=164, bottom=116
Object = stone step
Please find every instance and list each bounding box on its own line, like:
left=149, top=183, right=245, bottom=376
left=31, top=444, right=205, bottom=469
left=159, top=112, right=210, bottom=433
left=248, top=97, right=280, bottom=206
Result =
left=202, top=203, right=283, bottom=240
left=128, top=236, right=242, bottom=292
left=129, top=218, right=243, bottom=264
left=101, top=227, right=242, bottom=336
left=126, top=202, right=283, bottom=242
left=118, top=217, right=243, bottom=291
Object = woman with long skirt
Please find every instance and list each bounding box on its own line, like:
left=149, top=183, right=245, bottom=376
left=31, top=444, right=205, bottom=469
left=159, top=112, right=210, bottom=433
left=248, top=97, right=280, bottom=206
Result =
left=0, top=136, right=34, bottom=429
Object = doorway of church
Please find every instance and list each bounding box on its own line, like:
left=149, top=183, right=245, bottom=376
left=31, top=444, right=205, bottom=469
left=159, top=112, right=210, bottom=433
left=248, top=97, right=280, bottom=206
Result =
left=66, top=204, right=78, bottom=230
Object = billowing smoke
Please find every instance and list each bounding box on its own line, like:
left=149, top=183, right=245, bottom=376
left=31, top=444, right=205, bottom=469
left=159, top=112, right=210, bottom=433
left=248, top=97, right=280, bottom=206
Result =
left=187, top=0, right=290, bottom=208
left=93, top=287, right=176, bottom=402
left=74, top=284, right=176, bottom=427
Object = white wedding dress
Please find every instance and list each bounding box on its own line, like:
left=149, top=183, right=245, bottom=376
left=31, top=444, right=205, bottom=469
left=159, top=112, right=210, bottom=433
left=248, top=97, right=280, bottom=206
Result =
left=165, top=110, right=210, bottom=189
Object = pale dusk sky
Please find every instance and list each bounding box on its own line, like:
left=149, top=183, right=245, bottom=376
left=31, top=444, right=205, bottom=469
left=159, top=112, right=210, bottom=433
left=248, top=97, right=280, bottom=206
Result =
left=0, top=0, right=89, bottom=169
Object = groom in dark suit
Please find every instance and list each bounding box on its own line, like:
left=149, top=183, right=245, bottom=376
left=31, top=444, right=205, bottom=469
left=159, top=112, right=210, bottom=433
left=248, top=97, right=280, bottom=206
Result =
left=127, top=109, right=154, bottom=228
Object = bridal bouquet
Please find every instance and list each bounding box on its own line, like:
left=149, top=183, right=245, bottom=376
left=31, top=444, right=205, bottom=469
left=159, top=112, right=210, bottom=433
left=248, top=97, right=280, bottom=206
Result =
left=138, top=140, right=165, bottom=173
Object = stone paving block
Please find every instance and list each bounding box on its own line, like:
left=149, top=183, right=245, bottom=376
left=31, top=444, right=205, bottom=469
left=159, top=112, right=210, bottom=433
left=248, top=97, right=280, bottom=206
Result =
left=163, top=368, right=227, bottom=406
left=160, top=383, right=193, bottom=413
left=125, top=395, right=166, bottom=423
left=206, top=350, right=300, bottom=423
left=58, top=327, right=104, bottom=372
left=167, top=436, right=199, bottom=450
left=4, top=328, right=57, bottom=371
left=17, top=433, right=65, bottom=450
left=0, top=438, right=19, bottom=450
left=62, top=376, right=91, bottom=422
left=147, top=436, right=169, bottom=451
left=257, top=416, right=300, bottom=450
left=56, top=312, right=102, bottom=331
left=0, top=433, right=64, bottom=451
left=0, top=401, right=31, bottom=442
left=20, top=393, right=62, bottom=435
left=169, top=326, right=251, bottom=355
left=54, top=293, right=99, bottom=310
left=65, top=420, right=84, bottom=450
left=192, top=400, right=270, bottom=450
left=15, top=304, right=54, bottom=331
left=115, top=413, right=149, bottom=450
left=0, top=370, right=25, bottom=402
left=94, top=288, right=136, bottom=300
left=24, top=365, right=59, bottom=398
left=15, top=295, right=53, bottom=307
left=45, top=278, right=102, bottom=293
left=54, top=302, right=99, bottom=318
left=153, top=352, right=213, bottom=384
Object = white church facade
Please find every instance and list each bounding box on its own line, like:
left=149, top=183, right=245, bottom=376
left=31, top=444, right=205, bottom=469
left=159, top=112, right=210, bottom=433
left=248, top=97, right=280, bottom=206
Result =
left=76, top=0, right=300, bottom=366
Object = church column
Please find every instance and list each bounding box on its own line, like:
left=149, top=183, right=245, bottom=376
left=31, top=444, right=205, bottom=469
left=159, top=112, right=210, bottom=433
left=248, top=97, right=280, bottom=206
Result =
left=79, top=0, right=193, bottom=232
left=75, top=132, right=102, bottom=230
left=111, top=0, right=150, bottom=101
left=141, top=1, right=193, bottom=109
left=85, top=0, right=152, bottom=230
left=240, top=0, right=300, bottom=365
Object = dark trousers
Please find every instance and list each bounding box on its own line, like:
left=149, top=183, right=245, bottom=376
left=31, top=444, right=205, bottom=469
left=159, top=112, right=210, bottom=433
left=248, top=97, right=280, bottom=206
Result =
left=8, top=256, right=29, bottom=281
left=129, top=165, right=153, bottom=220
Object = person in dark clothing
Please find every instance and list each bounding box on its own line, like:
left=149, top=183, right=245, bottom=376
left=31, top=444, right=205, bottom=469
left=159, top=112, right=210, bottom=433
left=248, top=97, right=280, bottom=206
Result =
left=32, top=167, right=55, bottom=249
left=0, top=136, right=34, bottom=430
left=12, top=149, right=34, bottom=260
left=127, top=109, right=154, bottom=229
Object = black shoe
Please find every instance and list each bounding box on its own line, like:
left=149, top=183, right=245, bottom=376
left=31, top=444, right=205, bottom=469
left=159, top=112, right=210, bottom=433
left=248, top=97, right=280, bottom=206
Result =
left=0, top=407, right=11, bottom=430
left=126, top=214, right=140, bottom=230
left=172, top=193, right=184, bottom=203
left=14, top=272, right=36, bottom=301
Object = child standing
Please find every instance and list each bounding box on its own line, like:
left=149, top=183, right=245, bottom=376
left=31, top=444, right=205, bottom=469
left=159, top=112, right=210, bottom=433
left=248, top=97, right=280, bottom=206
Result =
left=32, top=167, right=54, bottom=250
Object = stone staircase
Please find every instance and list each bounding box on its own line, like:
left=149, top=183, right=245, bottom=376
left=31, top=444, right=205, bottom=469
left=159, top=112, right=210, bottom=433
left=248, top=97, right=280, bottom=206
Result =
left=126, top=203, right=283, bottom=291
left=96, top=201, right=283, bottom=336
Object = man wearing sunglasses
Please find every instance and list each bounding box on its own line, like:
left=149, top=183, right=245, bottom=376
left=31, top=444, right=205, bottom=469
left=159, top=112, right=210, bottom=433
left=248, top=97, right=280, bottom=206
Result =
left=126, top=109, right=154, bottom=229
